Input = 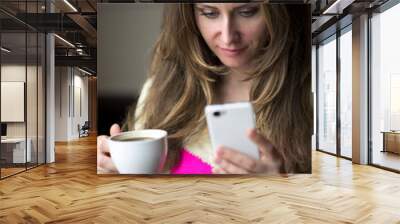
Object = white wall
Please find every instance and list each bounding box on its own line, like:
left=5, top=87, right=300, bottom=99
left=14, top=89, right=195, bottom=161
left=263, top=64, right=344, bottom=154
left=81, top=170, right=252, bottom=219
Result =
left=1, top=65, right=26, bottom=81
left=1, top=65, right=37, bottom=137
left=1, top=66, right=26, bottom=127
left=72, top=72, right=89, bottom=138
left=55, top=67, right=89, bottom=141
left=55, top=67, right=69, bottom=141
left=1, top=64, right=46, bottom=164
left=312, top=45, right=317, bottom=150
left=1, top=82, right=24, bottom=122
left=74, top=73, right=89, bottom=123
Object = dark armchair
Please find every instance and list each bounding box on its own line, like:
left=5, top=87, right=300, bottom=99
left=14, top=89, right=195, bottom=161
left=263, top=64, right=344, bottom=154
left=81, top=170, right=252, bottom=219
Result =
left=79, top=121, right=90, bottom=138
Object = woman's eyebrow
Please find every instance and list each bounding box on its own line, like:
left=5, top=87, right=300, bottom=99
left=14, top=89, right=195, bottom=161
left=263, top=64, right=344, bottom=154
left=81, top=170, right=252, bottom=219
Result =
left=234, top=3, right=259, bottom=10
left=195, top=3, right=256, bottom=11
left=194, top=4, right=217, bottom=10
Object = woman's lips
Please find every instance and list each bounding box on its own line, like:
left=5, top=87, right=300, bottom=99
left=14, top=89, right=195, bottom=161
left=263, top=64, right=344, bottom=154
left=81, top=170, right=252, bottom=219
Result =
left=218, top=46, right=247, bottom=57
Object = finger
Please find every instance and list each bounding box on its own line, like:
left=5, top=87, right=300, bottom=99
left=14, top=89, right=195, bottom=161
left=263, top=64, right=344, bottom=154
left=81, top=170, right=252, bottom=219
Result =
left=246, top=128, right=274, bottom=156
left=216, top=146, right=258, bottom=172
left=98, top=153, right=117, bottom=172
left=212, top=167, right=221, bottom=174
left=110, top=123, right=121, bottom=136
left=97, top=166, right=117, bottom=174
left=218, top=167, right=228, bottom=174
left=97, top=136, right=118, bottom=172
left=213, top=167, right=227, bottom=174
left=97, top=135, right=110, bottom=153
left=217, top=159, right=248, bottom=174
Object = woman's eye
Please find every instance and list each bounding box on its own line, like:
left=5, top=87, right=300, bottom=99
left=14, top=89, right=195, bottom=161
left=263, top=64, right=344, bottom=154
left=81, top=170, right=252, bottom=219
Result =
left=200, top=10, right=219, bottom=19
left=238, top=7, right=259, bottom=17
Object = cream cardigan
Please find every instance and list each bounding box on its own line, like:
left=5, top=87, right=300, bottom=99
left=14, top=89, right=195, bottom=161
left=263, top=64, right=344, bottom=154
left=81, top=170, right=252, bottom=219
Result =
left=134, top=79, right=217, bottom=168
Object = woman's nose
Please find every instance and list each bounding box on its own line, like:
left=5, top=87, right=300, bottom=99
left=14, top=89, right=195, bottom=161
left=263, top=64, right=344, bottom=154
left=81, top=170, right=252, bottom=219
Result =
left=220, top=17, right=240, bottom=46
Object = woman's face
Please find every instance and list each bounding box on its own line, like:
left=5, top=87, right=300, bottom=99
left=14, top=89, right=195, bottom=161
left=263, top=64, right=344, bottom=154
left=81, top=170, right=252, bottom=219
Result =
left=194, top=3, right=267, bottom=72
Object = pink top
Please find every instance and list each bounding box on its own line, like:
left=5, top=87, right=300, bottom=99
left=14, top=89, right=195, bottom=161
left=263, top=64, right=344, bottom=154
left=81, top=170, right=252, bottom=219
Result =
left=171, top=148, right=212, bottom=174
left=135, top=80, right=215, bottom=174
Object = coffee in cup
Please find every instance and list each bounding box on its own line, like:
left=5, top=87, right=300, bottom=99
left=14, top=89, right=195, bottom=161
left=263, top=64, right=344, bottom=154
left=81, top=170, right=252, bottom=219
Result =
left=114, top=137, right=155, bottom=142
left=107, top=129, right=168, bottom=174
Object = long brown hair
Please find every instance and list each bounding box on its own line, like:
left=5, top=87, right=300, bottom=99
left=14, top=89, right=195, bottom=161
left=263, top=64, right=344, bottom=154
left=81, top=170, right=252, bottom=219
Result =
left=124, top=3, right=312, bottom=173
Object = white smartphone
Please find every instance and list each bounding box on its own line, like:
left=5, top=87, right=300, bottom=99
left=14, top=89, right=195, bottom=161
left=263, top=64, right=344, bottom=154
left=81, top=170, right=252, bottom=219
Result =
left=205, top=102, right=260, bottom=160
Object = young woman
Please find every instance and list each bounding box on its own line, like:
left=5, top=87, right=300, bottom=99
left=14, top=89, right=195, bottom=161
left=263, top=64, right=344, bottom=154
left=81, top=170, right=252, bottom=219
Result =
left=97, top=3, right=312, bottom=174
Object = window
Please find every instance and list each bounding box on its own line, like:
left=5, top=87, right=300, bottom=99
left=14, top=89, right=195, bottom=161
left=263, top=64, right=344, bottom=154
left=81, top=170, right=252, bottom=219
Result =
left=317, top=35, right=337, bottom=154
left=339, top=27, right=352, bottom=158
left=370, top=2, right=400, bottom=171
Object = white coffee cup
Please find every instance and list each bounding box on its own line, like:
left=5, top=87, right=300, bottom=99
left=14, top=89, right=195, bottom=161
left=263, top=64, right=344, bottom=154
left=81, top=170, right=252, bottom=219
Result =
left=108, top=129, right=168, bottom=174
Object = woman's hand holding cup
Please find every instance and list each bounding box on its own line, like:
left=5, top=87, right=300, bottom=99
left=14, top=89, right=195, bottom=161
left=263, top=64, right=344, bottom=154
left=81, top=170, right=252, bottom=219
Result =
left=97, top=123, right=121, bottom=173
left=98, top=124, right=168, bottom=174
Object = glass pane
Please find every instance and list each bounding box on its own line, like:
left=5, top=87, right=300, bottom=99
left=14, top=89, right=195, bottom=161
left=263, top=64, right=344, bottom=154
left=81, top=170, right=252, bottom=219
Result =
left=312, top=46, right=317, bottom=150
left=1, top=1, right=46, bottom=178
left=38, top=33, right=46, bottom=165
left=340, top=29, right=352, bottom=158
left=27, top=31, right=38, bottom=169
left=318, top=37, right=337, bottom=154
left=1, top=30, right=27, bottom=177
left=371, top=3, right=400, bottom=171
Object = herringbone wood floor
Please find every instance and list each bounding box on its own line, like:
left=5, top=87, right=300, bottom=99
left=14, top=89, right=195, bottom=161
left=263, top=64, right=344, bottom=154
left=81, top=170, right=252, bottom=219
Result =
left=1, top=135, right=400, bottom=223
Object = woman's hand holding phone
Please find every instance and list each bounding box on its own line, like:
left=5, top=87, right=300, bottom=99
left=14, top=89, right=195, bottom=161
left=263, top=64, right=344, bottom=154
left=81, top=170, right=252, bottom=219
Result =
left=212, top=128, right=283, bottom=174
left=205, top=102, right=282, bottom=174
